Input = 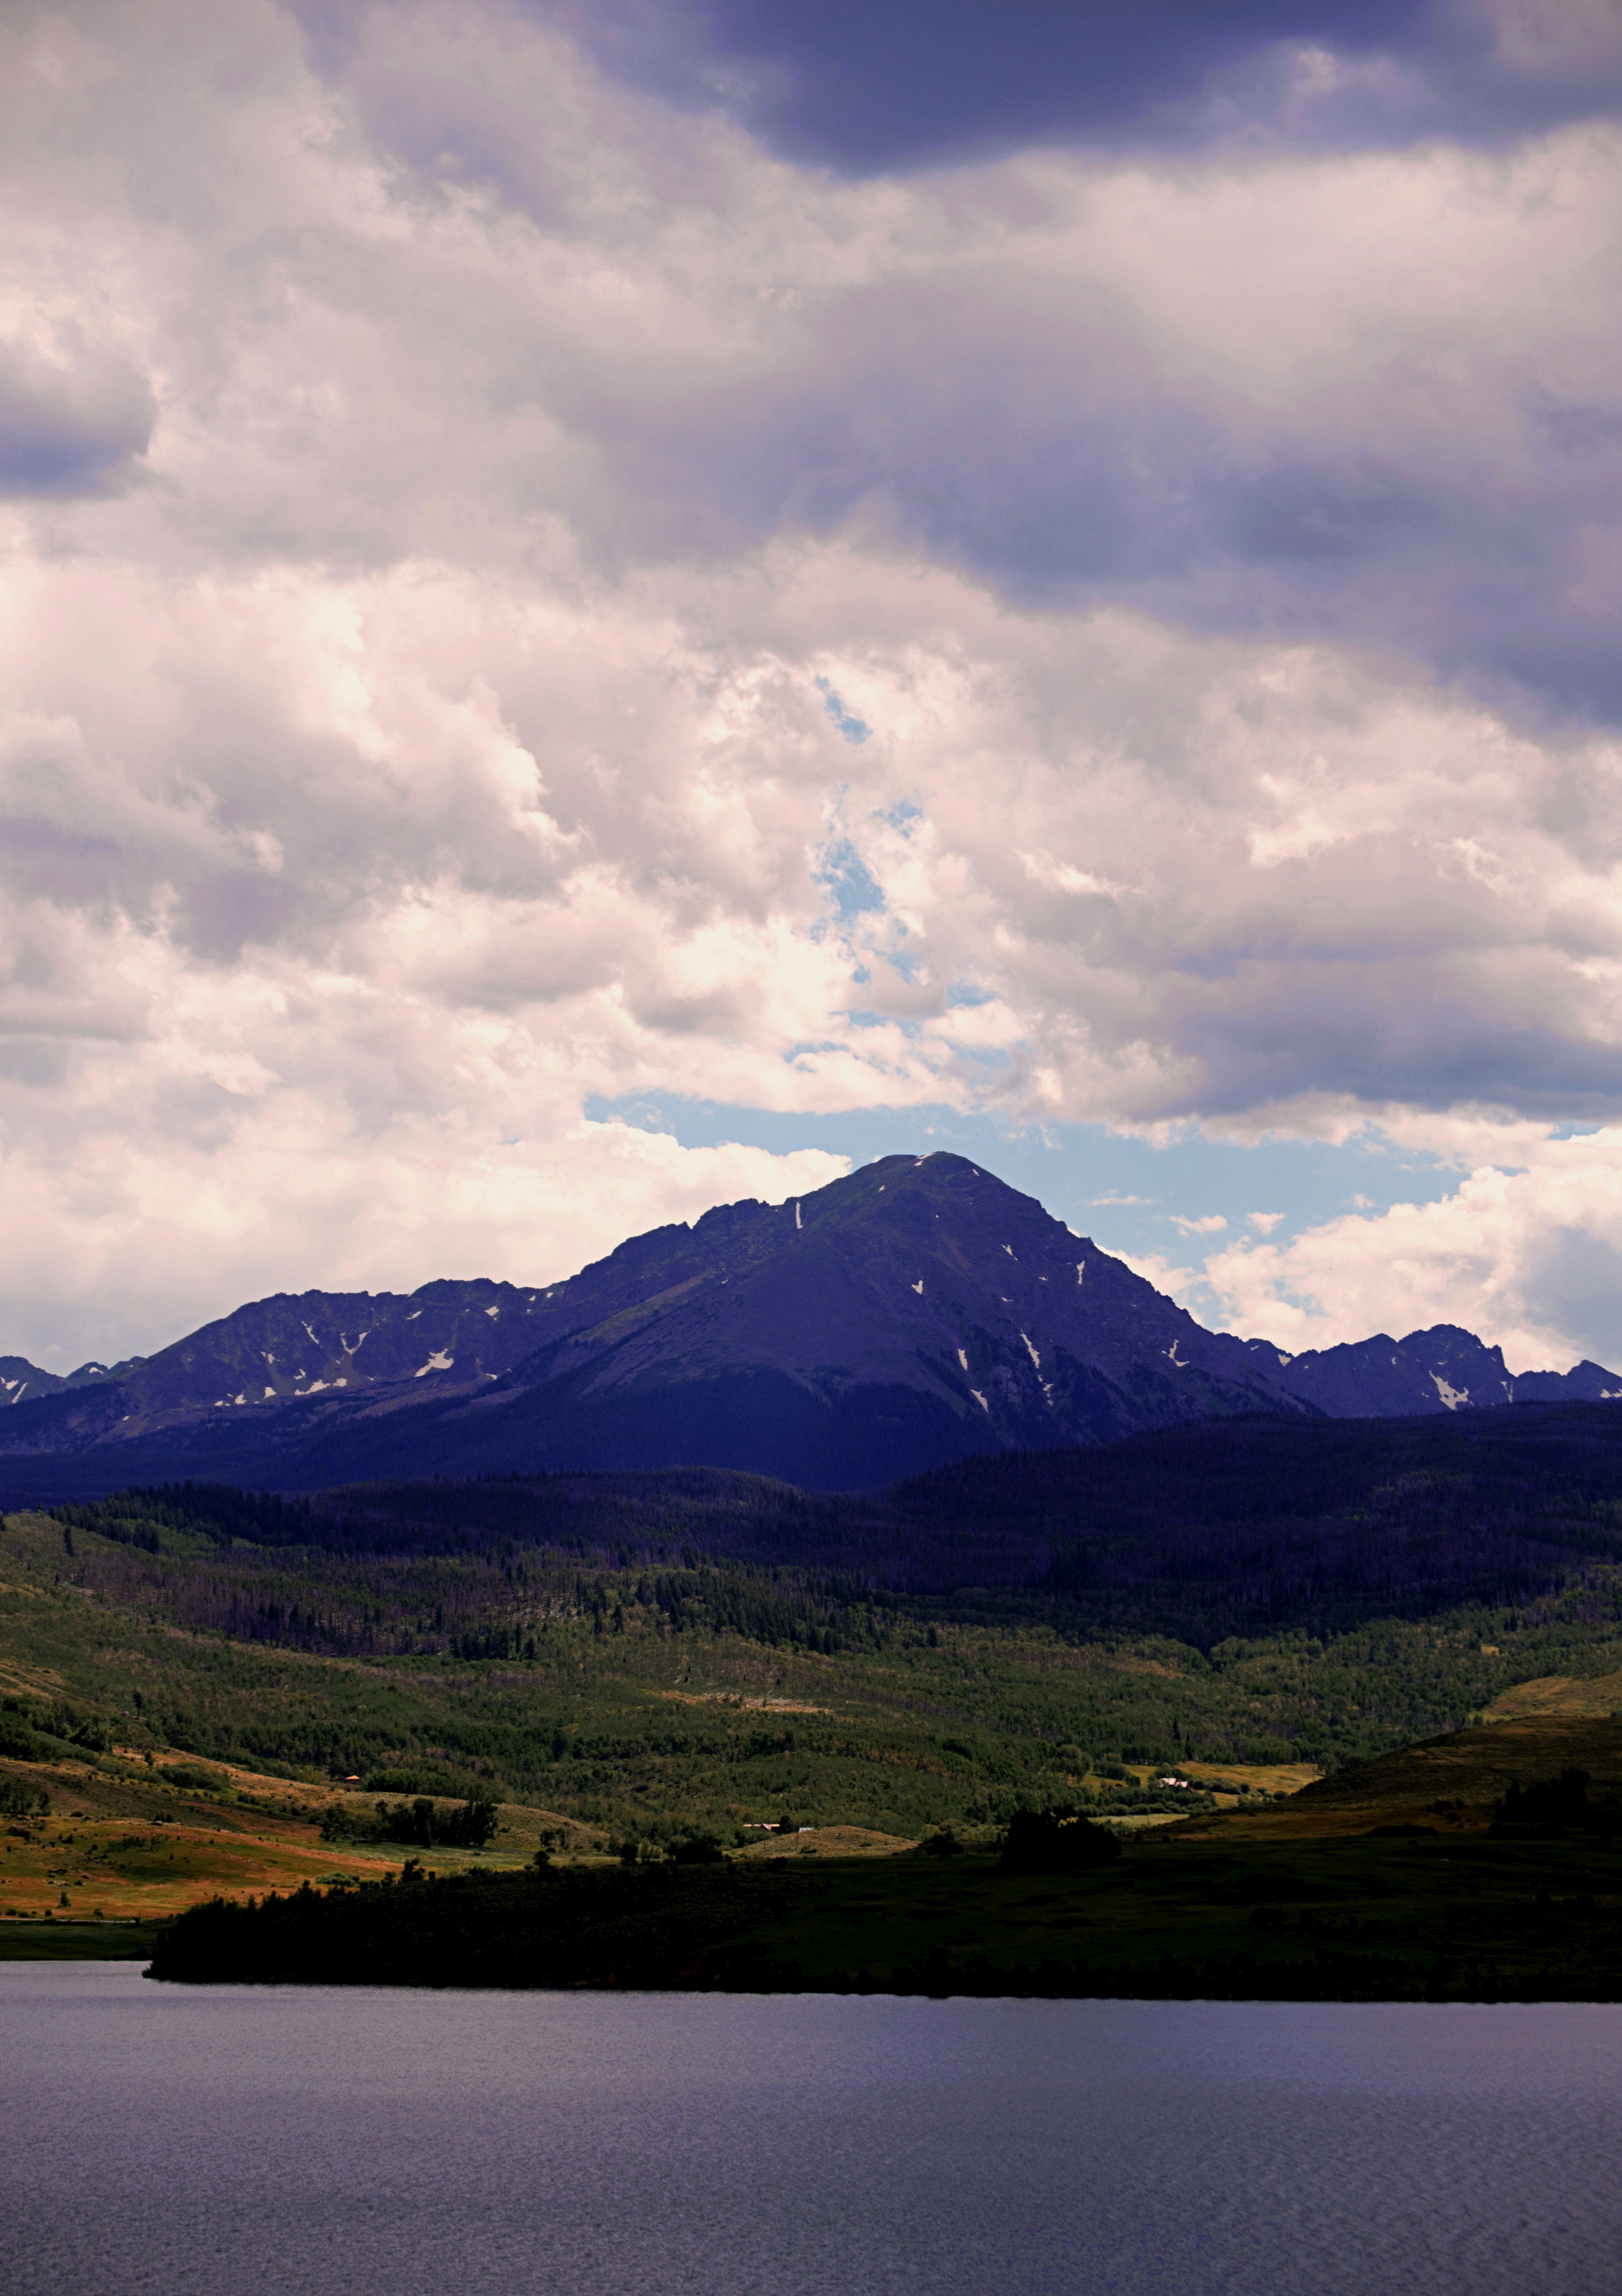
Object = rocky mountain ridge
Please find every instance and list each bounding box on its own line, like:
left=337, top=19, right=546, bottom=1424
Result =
left=0, top=1282, right=560, bottom=1446
left=1244, top=1324, right=1622, bottom=1418
left=0, top=1355, right=146, bottom=1408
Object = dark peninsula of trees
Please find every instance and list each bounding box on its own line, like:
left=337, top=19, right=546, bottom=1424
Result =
left=149, top=1805, right=1622, bottom=2004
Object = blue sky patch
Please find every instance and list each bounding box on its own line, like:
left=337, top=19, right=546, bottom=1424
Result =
left=815, top=676, right=871, bottom=745
left=814, top=835, right=885, bottom=921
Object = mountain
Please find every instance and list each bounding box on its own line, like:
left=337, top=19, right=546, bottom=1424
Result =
left=0, top=1355, right=145, bottom=1408
left=0, top=1150, right=1615, bottom=1497
left=1242, top=1324, right=1622, bottom=1417
left=0, top=1154, right=1309, bottom=1490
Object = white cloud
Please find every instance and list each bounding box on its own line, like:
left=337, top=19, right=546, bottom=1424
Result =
left=1195, top=1130, right=1622, bottom=1371
left=1247, top=1211, right=1286, bottom=1233
left=0, top=0, right=1620, bottom=1359
left=1171, top=1212, right=1229, bottom=1236
left=0, top=1111, right=849, bottom=1368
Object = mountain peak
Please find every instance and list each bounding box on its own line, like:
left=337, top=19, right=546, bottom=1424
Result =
left=2, top=1153, right=1618, bottom=1491
left=0, top=1150, right=1310, bottom=1487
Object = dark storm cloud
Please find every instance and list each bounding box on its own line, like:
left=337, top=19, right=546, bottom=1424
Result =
left=573, top=315, right=1622, bottom=725
left=558, top=0, right=1622, bottom=171
left=0, top=344, right=153, bottom=500
left=278, top=5, right=1622, bottom=723
left=1171, top=992, right=1622, bottom=1124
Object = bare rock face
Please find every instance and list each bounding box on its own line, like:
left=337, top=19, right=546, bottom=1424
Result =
left=0, top=1283, right=558, bottom=1452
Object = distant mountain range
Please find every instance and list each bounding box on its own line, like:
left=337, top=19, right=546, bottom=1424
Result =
left=0, top=1152, right=1615, bottom=1496
left=1241, top=1325, right=1622, bottom=1416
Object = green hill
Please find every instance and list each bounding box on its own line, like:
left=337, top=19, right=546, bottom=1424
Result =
left=9, top=1464, right=1622, bottom=1849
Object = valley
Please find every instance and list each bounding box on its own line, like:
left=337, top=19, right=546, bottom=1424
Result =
left=7, top=1418, right=1622, bottom=1998
left=9, top=1396, right=1622, bottom=1861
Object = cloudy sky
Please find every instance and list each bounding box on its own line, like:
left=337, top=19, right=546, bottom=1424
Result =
left=5, top=0, right=1622, bottom=1373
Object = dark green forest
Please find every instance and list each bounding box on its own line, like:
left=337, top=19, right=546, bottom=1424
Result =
left=50, top=1400, right=1622, bottom=1634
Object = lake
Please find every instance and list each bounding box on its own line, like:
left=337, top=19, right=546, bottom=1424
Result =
left=4, top=1966, right=1620, bottom=2294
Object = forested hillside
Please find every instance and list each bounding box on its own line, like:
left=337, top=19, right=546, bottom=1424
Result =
left=7, top=1401, right=1622, bottom=1849
left=51, top=1396, right=1622, bottom=1633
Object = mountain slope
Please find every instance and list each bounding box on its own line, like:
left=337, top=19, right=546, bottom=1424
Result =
left=464, top=1148, right=1311, bottom=1467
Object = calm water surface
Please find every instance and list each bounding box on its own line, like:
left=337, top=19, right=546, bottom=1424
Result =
left=5, top=1964, right=1621, bottom=2295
